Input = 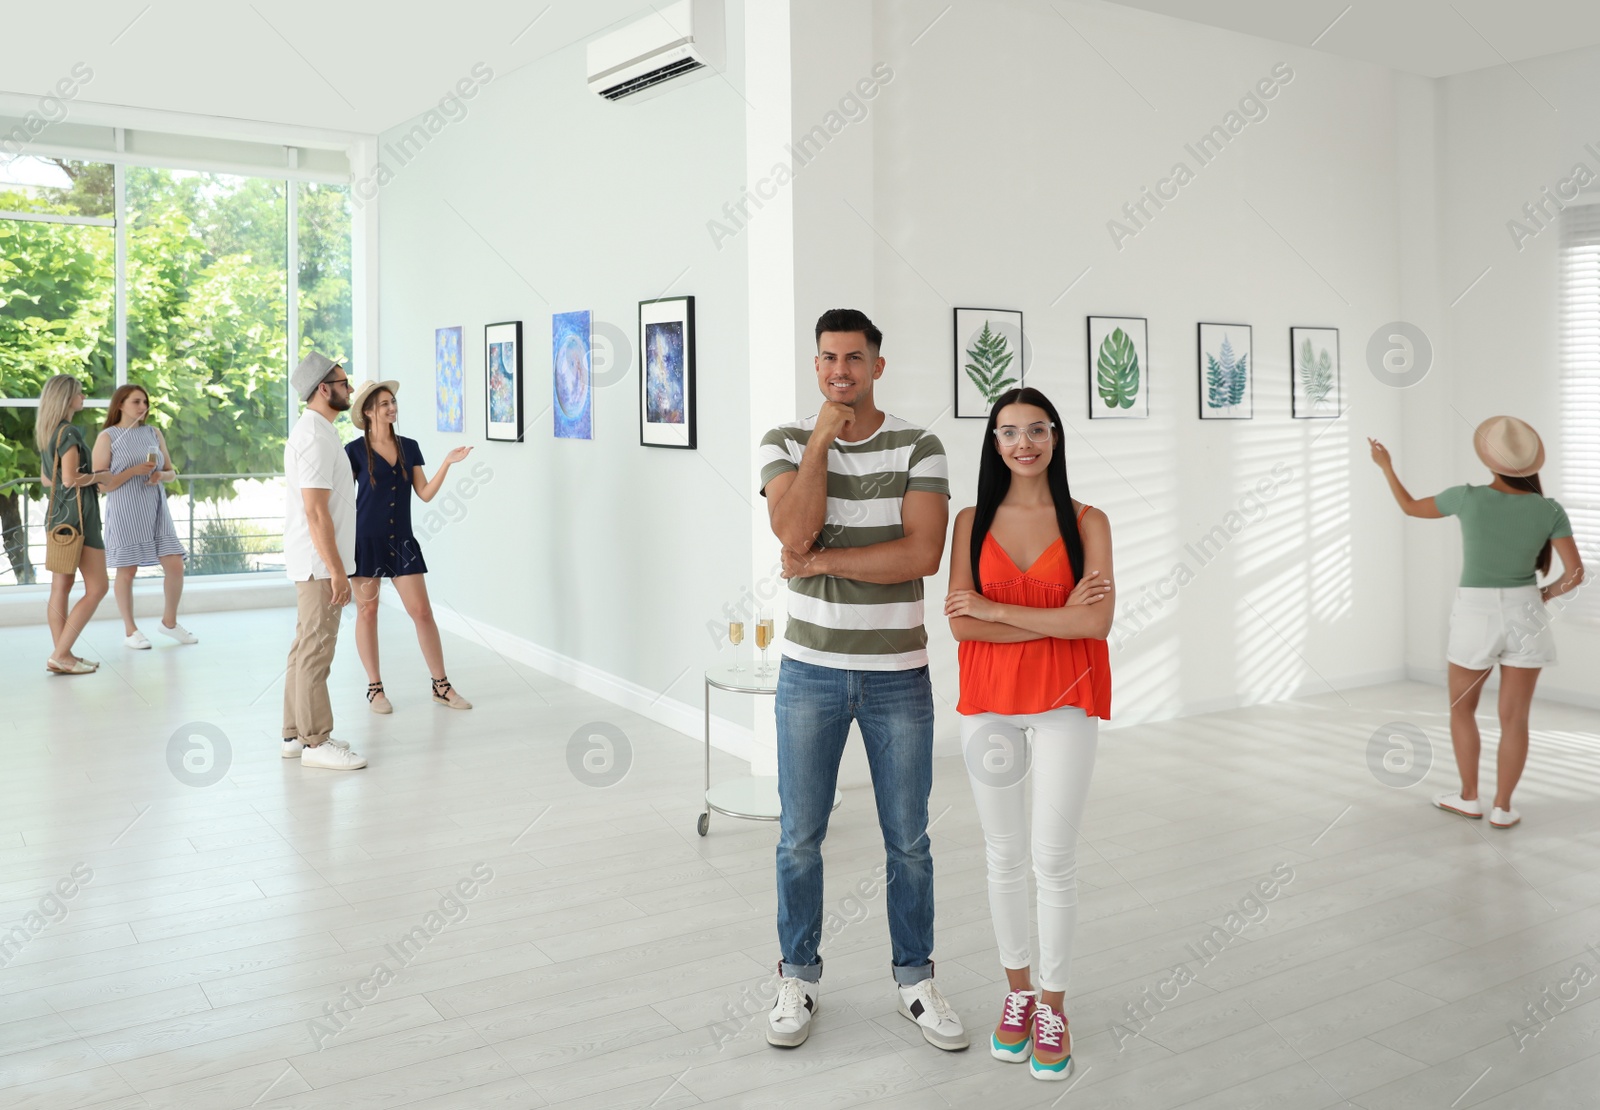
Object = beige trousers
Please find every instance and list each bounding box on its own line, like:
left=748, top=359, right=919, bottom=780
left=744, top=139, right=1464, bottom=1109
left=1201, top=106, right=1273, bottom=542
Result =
left=283, top=578, right=344, bottom=745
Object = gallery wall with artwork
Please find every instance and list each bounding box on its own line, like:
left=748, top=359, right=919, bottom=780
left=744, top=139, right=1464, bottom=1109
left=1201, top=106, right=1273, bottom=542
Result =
left=373, top=0, right=751, bottom=724
left=857, top=0, right=1413, bottom=729
left=369, top=0, right=1600, bottom=739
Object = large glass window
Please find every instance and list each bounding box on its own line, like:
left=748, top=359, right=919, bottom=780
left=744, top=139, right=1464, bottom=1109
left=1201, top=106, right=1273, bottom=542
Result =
left=297, top=181, right=353, bottom=366
left=125, top=168, right=288, bottom=502
left=0, top=153, right=352, bottom=585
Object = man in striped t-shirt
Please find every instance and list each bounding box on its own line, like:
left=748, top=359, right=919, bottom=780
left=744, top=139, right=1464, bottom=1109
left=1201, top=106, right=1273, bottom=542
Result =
left=756, top=309, right=967, bottom=1052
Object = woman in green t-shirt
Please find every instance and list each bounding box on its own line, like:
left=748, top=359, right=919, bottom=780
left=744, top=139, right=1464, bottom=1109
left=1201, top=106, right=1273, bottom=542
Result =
left=37, top=374, right=109, bottom=675
left=1369, top=416, right=1585, bottom=830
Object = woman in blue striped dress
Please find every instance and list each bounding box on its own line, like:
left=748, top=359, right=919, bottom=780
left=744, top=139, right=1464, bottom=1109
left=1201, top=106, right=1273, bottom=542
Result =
left=94, top=385, right=196, bottom=649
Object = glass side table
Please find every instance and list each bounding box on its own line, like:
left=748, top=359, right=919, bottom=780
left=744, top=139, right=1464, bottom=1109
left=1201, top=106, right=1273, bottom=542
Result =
left=700, top=663, right=841, bottom=835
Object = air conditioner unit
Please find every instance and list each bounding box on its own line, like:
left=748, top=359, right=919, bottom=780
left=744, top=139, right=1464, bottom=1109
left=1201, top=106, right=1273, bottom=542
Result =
left=587, top=0, right=725, bottom=103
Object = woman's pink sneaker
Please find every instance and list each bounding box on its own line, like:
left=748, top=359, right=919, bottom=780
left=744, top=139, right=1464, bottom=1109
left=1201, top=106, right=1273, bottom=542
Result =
left=990, top=989, right=1035, bottom=1061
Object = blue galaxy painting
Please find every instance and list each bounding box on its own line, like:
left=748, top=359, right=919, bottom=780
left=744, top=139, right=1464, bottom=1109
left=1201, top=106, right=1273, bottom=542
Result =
left=644, top=321, right=685, bottom=426
left=552, top=310, right=592, bottom=440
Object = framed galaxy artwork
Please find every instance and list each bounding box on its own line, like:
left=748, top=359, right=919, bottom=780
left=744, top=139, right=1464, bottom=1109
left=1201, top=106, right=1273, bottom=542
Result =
left=484, top=320, right=523, bottom=441
left=638, top=296, right=696, bottom=449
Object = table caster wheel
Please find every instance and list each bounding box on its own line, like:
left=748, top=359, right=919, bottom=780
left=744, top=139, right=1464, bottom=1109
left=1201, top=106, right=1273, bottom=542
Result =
left=697, top=812, right=709, bottom=837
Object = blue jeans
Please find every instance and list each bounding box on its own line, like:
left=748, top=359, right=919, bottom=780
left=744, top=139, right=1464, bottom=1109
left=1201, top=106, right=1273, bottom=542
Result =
left=775, top=657, right=936, bottom=986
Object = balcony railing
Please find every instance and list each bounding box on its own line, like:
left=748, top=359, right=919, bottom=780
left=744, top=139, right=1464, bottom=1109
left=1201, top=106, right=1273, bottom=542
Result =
left=0, top=473, right=286, bottom=585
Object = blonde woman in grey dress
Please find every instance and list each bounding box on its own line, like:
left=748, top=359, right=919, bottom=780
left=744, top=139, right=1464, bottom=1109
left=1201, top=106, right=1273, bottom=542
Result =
left=93, top=385, right=195, bottom=649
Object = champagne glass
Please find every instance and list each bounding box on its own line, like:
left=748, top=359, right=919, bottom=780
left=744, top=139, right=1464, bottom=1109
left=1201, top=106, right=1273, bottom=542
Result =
left=146, top=449, right=161, bottom=484
left=727, top=620, right=745, bottom=671
left=755, top=611, right=776, bottom=677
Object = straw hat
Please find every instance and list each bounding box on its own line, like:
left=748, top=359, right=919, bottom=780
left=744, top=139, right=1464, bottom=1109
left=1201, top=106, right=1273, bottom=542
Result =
left=1473, top=415, right=1544, bottom=478
left=349, top=379, right=400, bottom=430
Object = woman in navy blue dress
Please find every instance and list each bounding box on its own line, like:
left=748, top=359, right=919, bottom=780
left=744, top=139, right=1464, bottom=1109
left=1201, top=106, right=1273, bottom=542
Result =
left=347, top=379, right=474, bottom=713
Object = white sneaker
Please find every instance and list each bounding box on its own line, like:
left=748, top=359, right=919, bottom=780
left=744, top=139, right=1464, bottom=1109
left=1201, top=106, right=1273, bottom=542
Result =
left=301, top=742, right=366, bottom=770
left=1433, top=791, right=1483, bottom=819
left=157, top=621, right=198, bottom=645
left=1491, top=806, right=1521, bottom=829
left=281, top=736, right=351, bottom=759
left=897, top=977, right=969, bottom=1050
left=767, top=974, right=819, bottom=1047
left=125, top=630, right=151, bottom=650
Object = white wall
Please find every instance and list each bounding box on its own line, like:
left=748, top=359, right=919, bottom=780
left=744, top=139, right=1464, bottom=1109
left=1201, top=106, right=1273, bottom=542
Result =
left=1413, top=43, right=1600, bottom=705
left=371, top=0, right=1594, bottom=757
left=374, top=7, right=756, bottom=736
left=855, top=0, right=1410, bottom=736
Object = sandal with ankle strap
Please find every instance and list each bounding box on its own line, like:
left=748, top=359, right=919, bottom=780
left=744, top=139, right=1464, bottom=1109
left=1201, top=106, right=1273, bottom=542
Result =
left=431, top=676, right=473, bottom=710
left=367, top=681, right=393, bottom=715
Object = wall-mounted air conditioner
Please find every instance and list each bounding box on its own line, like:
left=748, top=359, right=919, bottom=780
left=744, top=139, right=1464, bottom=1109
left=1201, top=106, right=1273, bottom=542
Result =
left=586, top=0, right=725, bottom=103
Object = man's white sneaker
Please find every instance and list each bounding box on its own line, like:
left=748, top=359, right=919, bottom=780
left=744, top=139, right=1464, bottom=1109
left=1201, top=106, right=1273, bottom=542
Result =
left=282, top=737, right=351, bottom=759
left=1433, top=791, right=1483, bottom=819
left=301, top=742, right=366, bottom=770
left=157, top=621, right=198, bottom=645
left=1491, top=806, right=1521, bottom=829
left=767, top=975, right=819, bottom=1047
left=897, top=977, right=969, bottom=1050
left=125, top=630, right=151, bottom=650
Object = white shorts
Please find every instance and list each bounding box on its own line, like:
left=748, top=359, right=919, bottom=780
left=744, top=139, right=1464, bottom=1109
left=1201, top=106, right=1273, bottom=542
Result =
left=1446, top=586, right=1557, bottom=670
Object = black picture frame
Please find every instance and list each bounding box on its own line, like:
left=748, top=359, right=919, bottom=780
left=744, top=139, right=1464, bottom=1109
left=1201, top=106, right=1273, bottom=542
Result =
left=1290, top=326, right=1341, bottom=419
left=1086, top=315, right=1150, bottom=419
left=484, top=320, right=524, bottom=442
left=954, top=307, right=1025, bottom=419
left=638, top=296, right=697, bottom=449
left=1196, top=322, right=1253, bottom=420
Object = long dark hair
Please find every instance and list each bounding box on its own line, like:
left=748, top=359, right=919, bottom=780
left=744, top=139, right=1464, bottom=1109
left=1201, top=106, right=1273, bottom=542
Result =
left=361, top=388, right=408, bottom=488
left=103, top=384, right=149, bottom=430
left=971, top=387, right=1085, bottom=593
left=1498, top=471, right=1554, bottom=575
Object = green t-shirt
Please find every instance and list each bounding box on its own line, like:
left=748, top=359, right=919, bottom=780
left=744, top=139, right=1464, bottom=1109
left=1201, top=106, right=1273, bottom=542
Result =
left=1435, top=484, right=1572, bottom=588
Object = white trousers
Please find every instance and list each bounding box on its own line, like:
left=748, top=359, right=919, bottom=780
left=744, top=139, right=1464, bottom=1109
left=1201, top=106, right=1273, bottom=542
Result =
left=960, top=706, right=1099, bottom=993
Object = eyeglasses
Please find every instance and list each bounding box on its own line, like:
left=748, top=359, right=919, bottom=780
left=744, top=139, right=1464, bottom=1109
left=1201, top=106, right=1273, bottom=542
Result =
left=326, top=376, right=350, bottom=387
left=993, top=422, right=1055, bottom=446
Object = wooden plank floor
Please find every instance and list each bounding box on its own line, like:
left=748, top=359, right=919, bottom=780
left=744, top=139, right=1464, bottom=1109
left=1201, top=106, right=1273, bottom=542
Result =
left=3, top=607, right=1599, bottom=1109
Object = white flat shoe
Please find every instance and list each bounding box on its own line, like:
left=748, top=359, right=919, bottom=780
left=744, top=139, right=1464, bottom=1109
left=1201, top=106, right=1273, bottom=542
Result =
left=157, top=621, right=198, bottom=645
left=281, top=737, right=351, bottom=758
left=1434, top=792, right=1483, bottom=819
left=301, top=742, right=367, bottom=770
left=125, top=630, right=152, bottom=650
left=1490, top=807, right=1521, bottom=829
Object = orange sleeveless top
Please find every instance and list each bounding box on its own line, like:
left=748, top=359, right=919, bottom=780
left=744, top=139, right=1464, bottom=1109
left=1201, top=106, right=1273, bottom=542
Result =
left=956, top=508, right=1112, bottom=720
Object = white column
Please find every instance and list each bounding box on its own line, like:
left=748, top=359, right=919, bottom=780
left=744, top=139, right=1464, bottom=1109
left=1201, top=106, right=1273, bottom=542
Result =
left=1394, top=74, right=1450, bottom=679
left=744, top=0, right=796, bottom=777
left=743, top=0, right=878, bottom=776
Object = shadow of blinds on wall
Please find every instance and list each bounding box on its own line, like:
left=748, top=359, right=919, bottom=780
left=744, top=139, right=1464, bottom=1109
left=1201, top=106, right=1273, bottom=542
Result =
left=1559, top=203, right=1600, bottom=624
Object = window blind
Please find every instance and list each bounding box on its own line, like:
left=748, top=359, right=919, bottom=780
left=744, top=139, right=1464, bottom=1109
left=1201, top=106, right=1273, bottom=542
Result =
left=1558, top=203, right=1600, bottom=623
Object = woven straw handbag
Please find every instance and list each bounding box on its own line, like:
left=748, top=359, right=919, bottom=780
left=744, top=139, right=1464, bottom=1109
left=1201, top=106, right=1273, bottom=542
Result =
left=44, top=425, right=85, bottom=575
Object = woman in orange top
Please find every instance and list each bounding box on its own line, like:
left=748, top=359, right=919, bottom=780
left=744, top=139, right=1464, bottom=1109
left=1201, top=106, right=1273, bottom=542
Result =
left=945, top=387, right=1114, bottom=1083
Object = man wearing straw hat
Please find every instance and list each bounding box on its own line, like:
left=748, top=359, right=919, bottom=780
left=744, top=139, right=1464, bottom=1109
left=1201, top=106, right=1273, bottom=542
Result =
left=280, top=352, right=367, bottom=770
left=1369, top=415, right=1584, bottom=829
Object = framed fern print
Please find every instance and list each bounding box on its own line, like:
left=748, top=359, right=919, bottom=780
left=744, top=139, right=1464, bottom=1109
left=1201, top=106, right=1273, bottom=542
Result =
left=1197, top=322, right=1252, bottom=420
left=1290, top=327, right=1340, bottom=419
left=954, top=307, right=1024, bottom=419
left=1087, top=316, right=1149, bottom=419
